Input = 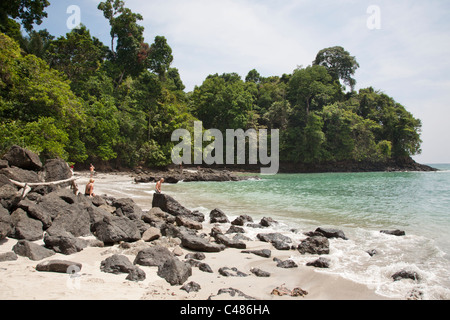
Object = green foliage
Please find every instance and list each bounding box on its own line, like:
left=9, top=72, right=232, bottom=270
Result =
left=313, top=46, right=360, bottom=91
left=0, top=0, right=50, bottom=33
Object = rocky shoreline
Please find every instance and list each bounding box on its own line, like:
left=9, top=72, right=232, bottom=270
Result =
left=0, top=146, right=423, bottom=300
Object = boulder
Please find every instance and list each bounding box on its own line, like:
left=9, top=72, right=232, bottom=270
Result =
left=0, top=251, right=18, bottom=262
left=0, top=173, right=14, bottom=188
left=152, top=193, right=192, bottom=216
left=176, top=215, right=202, bottom=230
left=314, top=227, right=348, bottom=240
left=12, top=240, right=55, bottom=261
left=142, top=207, right=171, bottom=226
left=0, top=160, right=8, bottom=169
left=209, top=208, right=229, bottom=224
left=2, top=145, right=42, bottom=171
left=256, top=233, right=292, bottom=250
left=100, top=254, right=146, bottom=281
left=93, top=216, right=141, bottom=244
left=18, top=199, right=52, bottom=229
left=250, top=268, right=270, bottom=277
left=306, top=257, right=331, bottom=268
left=226, top=225, right=245, bottom=234
left=0, top=166, right=42, bottom=183
left=392, top=270, right=420, bottom=282
left=185, top=252, right=206, bottom=261
left=231, top=215, right=253, bottom=226
left=0, top=206, right=12, bottom=240
left=260, top=217, right=277, bottom=227
left=218, top=267, right=248, bottom=277
left=0, top=184, right=21, bottom=210
left=241, top=249, right=271, bottom=258
left=42, top=158, right=72, bottom=183
left=112, top=198, right=143, bottom=220
left=10, top=208, right=43, bottom=241
left=297, top=236, right=330, bottom=255
left=134, top=246, right=174, bottom=267
left=214, top=233, right=246, bottom=249
left=273, top=257, right=298, bottom=268
left=141, top=227, right=161, bottom=242
left=36, top=260, right=82, bottom=274
left=181, top=281, right=201, bottom=293
left=198, top=262, right=213, bottom=273
left=157, top=257, right=192, bottom=285
left=43, top=234, right=88, bottom=255
left=181, top=233, right=225, bottom=252
left=381, top=229, right=406, bottom=236
left=46, top=204, right=91, bottom=238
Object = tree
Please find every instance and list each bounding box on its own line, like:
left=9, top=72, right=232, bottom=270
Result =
left=21, top=29, right=54, bottom=58
left=287, top=65, right=338, bottom=115
left=191, top=73, right=254, bottom=131
left=98, top=0, right=148, bottom=85
left=46, top=25, right=109, bottom=90
left=148, top=36, right=174, bottom=81
left=0, top=0, right=50, bottom=33
left=313, top=46, right=360, bottom=91
left=245, top=69, right=262, bottom=84
left=0, top=32, right=87, bottom=162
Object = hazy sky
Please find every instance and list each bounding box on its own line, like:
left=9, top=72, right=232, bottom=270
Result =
left=34, top=0, right=450, bottom=164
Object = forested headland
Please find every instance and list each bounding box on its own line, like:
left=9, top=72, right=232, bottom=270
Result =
left=0, top=0, right=430, bottom=173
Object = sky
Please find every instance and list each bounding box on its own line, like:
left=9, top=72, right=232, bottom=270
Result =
left=32, top=0, right=450, bottom=164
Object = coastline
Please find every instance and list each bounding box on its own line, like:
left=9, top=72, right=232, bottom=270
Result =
left=0, top=170, right=394, bottom=300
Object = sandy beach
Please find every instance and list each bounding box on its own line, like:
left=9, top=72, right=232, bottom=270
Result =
left=0, top=172, right=391, bottom=300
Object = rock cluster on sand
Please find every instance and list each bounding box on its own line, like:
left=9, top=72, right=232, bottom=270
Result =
left=0, top=146, right=415, bottom=297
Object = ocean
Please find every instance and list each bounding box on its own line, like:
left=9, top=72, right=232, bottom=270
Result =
left=93, top=164, right=450, bottom=300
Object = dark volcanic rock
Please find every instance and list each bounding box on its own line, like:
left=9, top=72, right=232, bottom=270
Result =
left=157, top=257, right=192, bottom=285
left=297, top=236, right=330, bottom=255
left=36, top=260, right=82, bottom=274
left=0, top=206, right=12, bottom=240
left=214, top=233, right=246, bottom=249
left=0, top=167, right=42, bottom=183
left=100, top=254, right=146, bottom=281
left=12, top=240, right=55, bottom=261
left=134, top=246, right=175, bottom=267
left=250, top=267, right=270, bottom=277
left=10, top=208, right=43, bottom=241
left=273, top=257, right=298, bottom=268
left=392, top=270, right=421, bottom=282
left=257, top=233, right=292, bottom=250
left=209, top=208, right=229, bottom=224
left=152, top=193, right=192, bottom=217
left=181, top=281, right=201, bottom=293
left=241, top=249, right=271, bottom=258
left=381, top=229, right=406, bottom=236
left=314, top=227, right=348, bottom=240
left=93, top=216, right=141, bottom=244
left=2, top=145, right=42, bottom=171
left=181, top=233, right=225, bottom=252
left=218, top=267, right=248, bottom=277
left=306, top=257, right=331, bottom=268
left=43, top=234, right=88, bottom=255
left=42, top=158, right=72, bottom=183
left=112, top=198, right=143, bottom=220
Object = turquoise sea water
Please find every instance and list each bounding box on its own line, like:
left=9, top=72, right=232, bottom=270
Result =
left=95, top=164, right=450, bottom=299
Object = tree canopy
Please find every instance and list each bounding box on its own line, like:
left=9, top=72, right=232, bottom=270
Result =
left=0, top=1, right=423, bottom=169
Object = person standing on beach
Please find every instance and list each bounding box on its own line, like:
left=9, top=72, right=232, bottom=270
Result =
left=155, top=178, right=164, bottom=194
left=85, top=179, right=95, bottom=197
left=89, top=164, right=95, bottom=178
